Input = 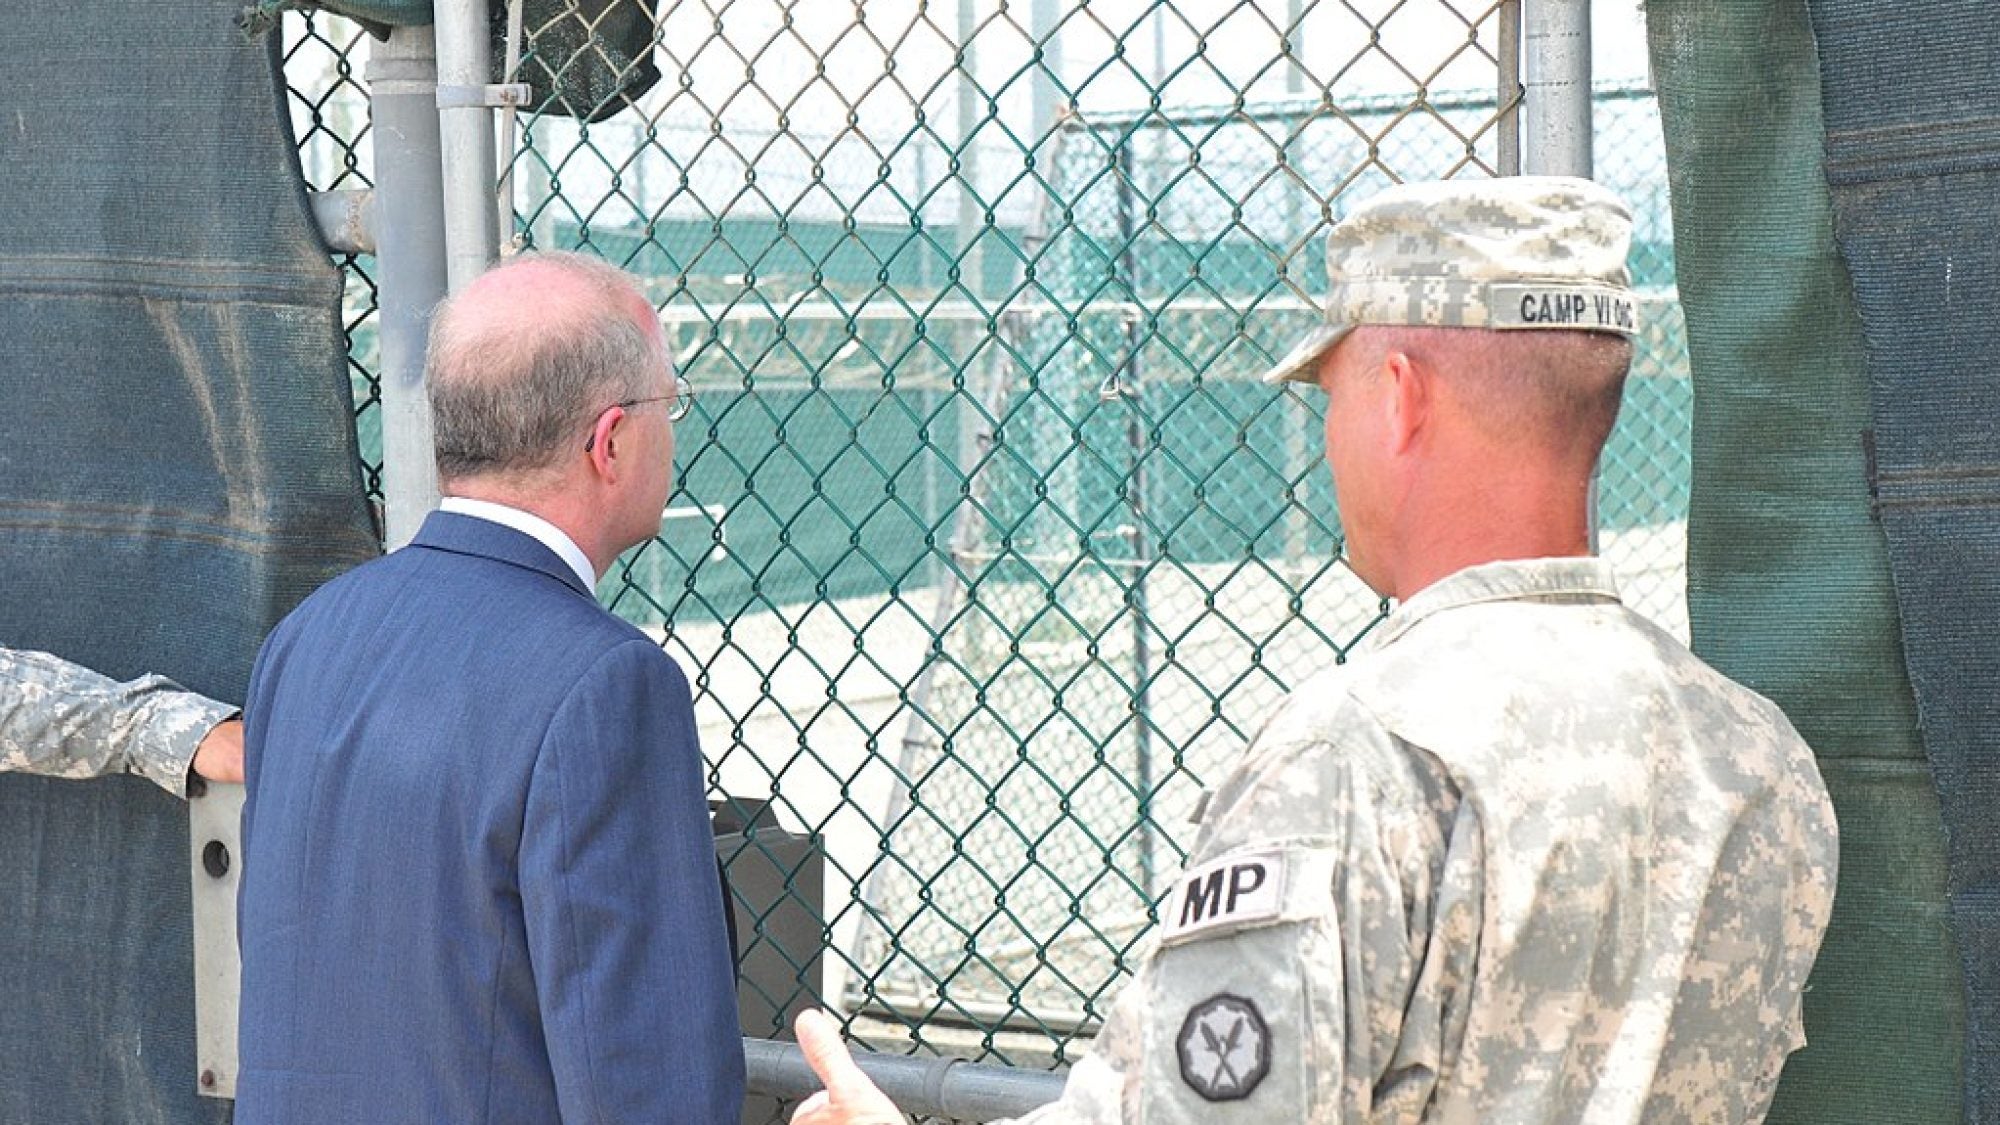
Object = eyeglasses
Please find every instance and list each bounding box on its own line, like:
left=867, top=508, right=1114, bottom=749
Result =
left=583, top=374, right=694, bottom=451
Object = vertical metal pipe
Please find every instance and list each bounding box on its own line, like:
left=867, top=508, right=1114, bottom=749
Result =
left=1285, top=0, right=1305, bottom=99
left=496, top=0, right=527, bottom=251
left=1521, top=0, right=1596, bottom=544
left=1114, top=141, right=1156, bottom=901
left=1283, top=0, right=1311, bottom=573
left=1497, top=0, right=1522, bottom=177
left=435, top=0, right=502, bottom=290
left=955, top=0, right=984, bottom=301
left=1521, top=0, right=1592, bottom=177
left=1152, top=4, right=1166, bottom=88
left=1030, top=0, right=1062, bottom=142
left=367, top=28, right=449, bottom=549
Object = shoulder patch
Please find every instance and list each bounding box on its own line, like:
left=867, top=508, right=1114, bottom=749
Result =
left=1176, top=993, right=1270, bottom=1101
left=1158, top=848, right=1284, bottom=945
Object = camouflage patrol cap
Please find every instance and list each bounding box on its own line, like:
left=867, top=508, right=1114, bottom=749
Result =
left=1260, top=176, right=1638, bottom=385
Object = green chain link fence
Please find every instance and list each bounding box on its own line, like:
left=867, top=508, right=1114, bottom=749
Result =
left=283, top=0, right=1687, bottom=1093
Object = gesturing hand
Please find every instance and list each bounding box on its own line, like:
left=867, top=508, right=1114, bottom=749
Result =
left=790, top=1009, right=907, bottom=1125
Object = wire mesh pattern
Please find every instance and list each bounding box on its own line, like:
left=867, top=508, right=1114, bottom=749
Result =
left=283, top=12, right=383, bottom=502
left=1592, top=86, right=1690, bottom=638
left=281, top=2, right=1690, bottom=1089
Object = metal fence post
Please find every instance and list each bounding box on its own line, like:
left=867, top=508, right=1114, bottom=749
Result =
left=434, top=0, right=502, bottom=291
left=1522, top=0, right=1592, bottom=177
left=1522, top=0, right=1596, bottom=546
left=1497, top=0, right=1522, bottom=176
left=956, top=0, right=985, bottom=302
left=1031, top=0, right=1062, bottom=137
left=1113, top=141, right=1158, bottom=900
left=1283, top=0, right=1312, bottom=572
left=368, top=27, right=449, bottom=548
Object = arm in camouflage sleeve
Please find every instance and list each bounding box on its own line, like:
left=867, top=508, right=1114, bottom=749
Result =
left=789, top=719, right=1460, bottom=1125
left=1004, top=724, right=1467, bottom=1125
left=0, top=646, right=238, bottom=798
left=998, top=960, right=1150, bottom=1125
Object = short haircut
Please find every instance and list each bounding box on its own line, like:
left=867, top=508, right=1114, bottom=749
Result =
left=427, top=251, right=662, bottom=483
left=1348, top=326, right=1634, bottom=464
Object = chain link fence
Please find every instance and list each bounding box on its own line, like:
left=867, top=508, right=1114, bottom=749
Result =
left=1593, top=85, right=1690, bottom=640
left=283, top=0, right=1688, bottom=1092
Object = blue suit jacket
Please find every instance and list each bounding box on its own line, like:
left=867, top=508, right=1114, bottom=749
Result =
left=237, top=511, right=743, bottom=1123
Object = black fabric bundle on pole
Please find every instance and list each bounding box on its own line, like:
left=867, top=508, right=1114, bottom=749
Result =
left=0, top=3, right=379, bottom=1121
left=258, top=0, right=663, bottom=122
left=1807, top=4, right=2000, bottom=1119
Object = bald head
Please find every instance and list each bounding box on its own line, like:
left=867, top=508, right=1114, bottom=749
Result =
left=427, top=252, right=664, bottom=485
left=1340, top=325, right=1633, bottom=466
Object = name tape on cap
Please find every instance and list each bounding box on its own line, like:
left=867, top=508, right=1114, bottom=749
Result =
left=1488, top=283, right=1638, bottom=335
left=1159, top=849, right=1285, bottom=945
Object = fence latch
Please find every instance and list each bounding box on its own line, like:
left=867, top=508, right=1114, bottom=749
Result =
left=436, top=83, right=534, bottom=109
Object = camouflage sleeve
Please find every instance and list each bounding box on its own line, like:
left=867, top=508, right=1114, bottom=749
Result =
left=1004, top=725, right=1464, bottom=1125
left=1001, top=959, right=1148, bottom=1125
left=0, top=646, right=236, bottom=798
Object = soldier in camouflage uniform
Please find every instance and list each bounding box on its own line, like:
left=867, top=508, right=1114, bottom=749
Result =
left=791, top=177, right=1838, bottom=1125
left=0, top=645, right=244, bottom=794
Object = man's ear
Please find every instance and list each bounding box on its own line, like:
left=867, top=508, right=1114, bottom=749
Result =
left=1382, top=349, right=1429, bottom=455
left=586, top=406, right=625, bottom=480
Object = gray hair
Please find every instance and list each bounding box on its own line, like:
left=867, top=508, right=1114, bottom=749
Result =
left=427, top=251, right=662, bottom=482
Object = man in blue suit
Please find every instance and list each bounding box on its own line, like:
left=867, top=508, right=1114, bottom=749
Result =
left=237, top=252, right=743, bottom=1122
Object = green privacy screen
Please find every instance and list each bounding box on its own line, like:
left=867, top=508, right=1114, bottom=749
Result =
left=1647, top=1, right=1962, bottom=1121
left=0, top=5, right=379, bottom=1123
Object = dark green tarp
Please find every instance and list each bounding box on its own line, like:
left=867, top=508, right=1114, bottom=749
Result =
left=0, top=3, right=379, bottom=1120
left=1648, top=1, right=1963, bottom=1120
left=1807, top=4, right=2000, bottom=1118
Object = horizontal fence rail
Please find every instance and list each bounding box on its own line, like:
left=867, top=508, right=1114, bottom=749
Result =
left=744, top=1036, right=1065, bottom=1121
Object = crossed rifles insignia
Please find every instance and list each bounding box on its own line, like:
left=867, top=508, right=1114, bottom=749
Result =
left=1175, top=993, right=1271, bottom=1102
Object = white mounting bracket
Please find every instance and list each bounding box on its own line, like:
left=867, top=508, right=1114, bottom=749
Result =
left=189, top=783, right=244, bottom=1099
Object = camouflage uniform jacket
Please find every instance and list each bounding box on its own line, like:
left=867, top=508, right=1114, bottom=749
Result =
left=1011, top=557, right=1837, bottom=1125
left=0, top=646, right=235, bottom=797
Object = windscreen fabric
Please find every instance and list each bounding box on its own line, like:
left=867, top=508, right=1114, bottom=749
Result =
left=0, top=3, right=378, bottom=1121
left=1806, top=4, right=2000, bottom=1118
left=1648, top=1, right=1962, bottom=1121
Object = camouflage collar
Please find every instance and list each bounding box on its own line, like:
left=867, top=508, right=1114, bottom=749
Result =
left=1361, top=557, right=1622, bottom=654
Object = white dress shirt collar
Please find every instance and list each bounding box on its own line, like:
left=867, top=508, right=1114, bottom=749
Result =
left=438, top=497, right=597, bottom=592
